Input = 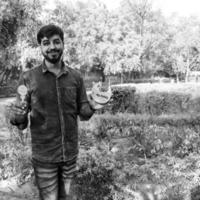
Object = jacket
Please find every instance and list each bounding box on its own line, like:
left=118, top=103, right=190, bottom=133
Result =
left=10, top=61, right=94, bottom=162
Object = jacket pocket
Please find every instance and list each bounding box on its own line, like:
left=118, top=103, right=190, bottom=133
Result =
left=63, top=87, right=76, bottom=101
left=61, top=86, right=77, bottom=111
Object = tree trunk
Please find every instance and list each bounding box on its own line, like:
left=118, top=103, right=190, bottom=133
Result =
left=185, top=58, right=190, bottom=82
left=176, top=73, right=179, bottom=83
left=120, top=73, right=123, bottom=84
left=185, top=48, right=190, bottom=82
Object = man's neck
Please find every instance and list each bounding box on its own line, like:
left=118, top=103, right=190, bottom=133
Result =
left=45, top=60, right=62, bottom=75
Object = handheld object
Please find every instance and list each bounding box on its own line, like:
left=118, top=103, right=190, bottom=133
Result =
left=91, top=82, right=112, bottom=105
left=17, top=85, right=28, bottom=103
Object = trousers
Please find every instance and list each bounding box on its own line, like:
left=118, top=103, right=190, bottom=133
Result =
left=32, top=157, right=77, bottom=200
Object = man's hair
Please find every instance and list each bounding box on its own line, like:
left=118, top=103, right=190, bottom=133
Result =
left=37, top=24, right=64, bottom=44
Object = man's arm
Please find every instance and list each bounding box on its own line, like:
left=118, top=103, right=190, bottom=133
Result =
left=77, top=76, right=95, bottom=121
left=9, top=72, right=31, bottom=130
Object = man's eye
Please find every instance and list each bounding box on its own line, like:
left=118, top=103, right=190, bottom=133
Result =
left=42, top=42, right=49, bottom=46
left=54, top=40, right=61, bottom=45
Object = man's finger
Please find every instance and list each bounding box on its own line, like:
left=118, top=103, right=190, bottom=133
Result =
left=10, top=106, right=26, bottom=115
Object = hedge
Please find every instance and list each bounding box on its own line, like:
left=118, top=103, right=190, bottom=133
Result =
left=106, top=85, right=200, bottom=114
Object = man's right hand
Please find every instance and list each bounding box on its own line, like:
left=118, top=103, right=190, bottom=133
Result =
left=9, top=101, right=28, bottom=124
left=10, top=101, right=27, bottom=115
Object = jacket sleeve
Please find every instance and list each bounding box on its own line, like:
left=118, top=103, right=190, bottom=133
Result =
left=77, top=75, right=94, bottom=121
left=10, top=72, right=31, bottom=130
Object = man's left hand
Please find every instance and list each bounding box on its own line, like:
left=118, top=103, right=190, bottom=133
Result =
left=87, top=93, right=104, bottom=110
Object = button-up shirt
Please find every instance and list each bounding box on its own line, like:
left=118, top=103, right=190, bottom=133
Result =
left=10, top=61, right=94, bottom=162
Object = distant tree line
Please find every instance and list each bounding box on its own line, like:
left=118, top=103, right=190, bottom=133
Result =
left=1, top=0, right=200, bottom=86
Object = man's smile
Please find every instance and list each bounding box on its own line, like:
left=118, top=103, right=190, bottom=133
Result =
left=48, top=51, right=60, bottom=57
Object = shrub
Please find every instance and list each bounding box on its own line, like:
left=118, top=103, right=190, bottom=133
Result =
left=4, top=102, right=200, bottom=199
left=191, top=185, right=200, bottom=200
left=101, top=86, right=136, bottom=114
left=2, top=104, right=32, bottom=184
left=0, top=138, right=32, bottom=184
left=0, top=84, right=17, bottom=98
left=81, top=114, right=200, bottom=158
left=132, top=92, right=191, bottom=115
left=106, top=84, right=200, bottom=115
left=77, top=113, right=200, bottom=199
left=75, top=147, right=115, bottom=200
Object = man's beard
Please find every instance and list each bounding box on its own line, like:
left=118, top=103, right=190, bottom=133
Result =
left=43, top=50, right=63, bottom=64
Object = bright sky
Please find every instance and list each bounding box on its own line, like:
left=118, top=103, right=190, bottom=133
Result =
left=46, top=0, right=200, bottom=18
left=153, top=0, right=200, bottom=17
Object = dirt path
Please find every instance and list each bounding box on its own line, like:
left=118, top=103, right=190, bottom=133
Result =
left=0, top=180, right=38, bottom=200
left=0, top=191, right=30, bottom=200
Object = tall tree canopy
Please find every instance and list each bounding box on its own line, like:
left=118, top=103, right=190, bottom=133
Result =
left=1, top=0, right=200, bottom=85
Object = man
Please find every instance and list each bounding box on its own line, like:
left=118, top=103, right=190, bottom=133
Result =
left=10, top=24, right=100, bottom=200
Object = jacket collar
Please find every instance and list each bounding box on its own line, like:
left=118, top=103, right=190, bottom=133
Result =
left=42, top=60, right=69, bottom=74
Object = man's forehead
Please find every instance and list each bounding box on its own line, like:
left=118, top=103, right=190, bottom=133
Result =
left=41, top=35, right=62, bottom=41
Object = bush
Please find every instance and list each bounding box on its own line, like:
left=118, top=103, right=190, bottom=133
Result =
left=75, top=147, right=115, bottom=200
left=0, top=138, right=32, bottom=184
left=104, top=85, right=200, bottom=115
left=132, top=92, right=191, bottom=115
left=77, top=113, right=200, bottom=199
left=81, top=114, right=200, bottom=158
left=103, top=84, right=200, bottom=115
left=101, top=86, right=136, bottom=114
left=5, top=103, right=200, bottom=199
left=2, top=104, right=32, bottom=184
left=0, top=86, right=16, bottom=98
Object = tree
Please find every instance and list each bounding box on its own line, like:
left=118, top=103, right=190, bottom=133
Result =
left=169, top=16, right=200, bottom=81
left=0, top=0, right=44, bottom=85
left=118, top=0, right=171, bottom=78
left=0, top=0, right=26, bottom=85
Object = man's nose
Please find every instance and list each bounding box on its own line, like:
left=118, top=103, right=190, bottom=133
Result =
left=49, top=42, right=56, bottom=49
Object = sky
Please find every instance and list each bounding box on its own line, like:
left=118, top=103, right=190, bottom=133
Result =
left=46, top=0, right=200, bottom=18
left=153, top=0, right=200, bottom=17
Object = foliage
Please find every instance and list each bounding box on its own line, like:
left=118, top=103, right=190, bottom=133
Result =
left=78, top=115, right=200, bottom=199
left=119, top=0, right=171, bottom=76
left=0, top=0, right=43, bottom=85
left=2, top=0, right=200, bottom=86
left=102, top=86, right=136, bottom=114
left=169, top=16, right=200, bottom=81
left=0, top=86, right=17, bottom=98
left=3, top=1, right=200, bottom=199
left=77, top=114, right=200, bottom=199
left=4, top=105, right=200, bottom=199
left=75, top=147, right=115, bottom=200
left=103, top=84, right=200, bottom=114
left=2, top=104, right=32, bottom=184
left=0, top=138, right=32, bottom=183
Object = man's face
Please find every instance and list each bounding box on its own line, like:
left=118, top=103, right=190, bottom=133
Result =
left=40, top=35, right=64, bottom=64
